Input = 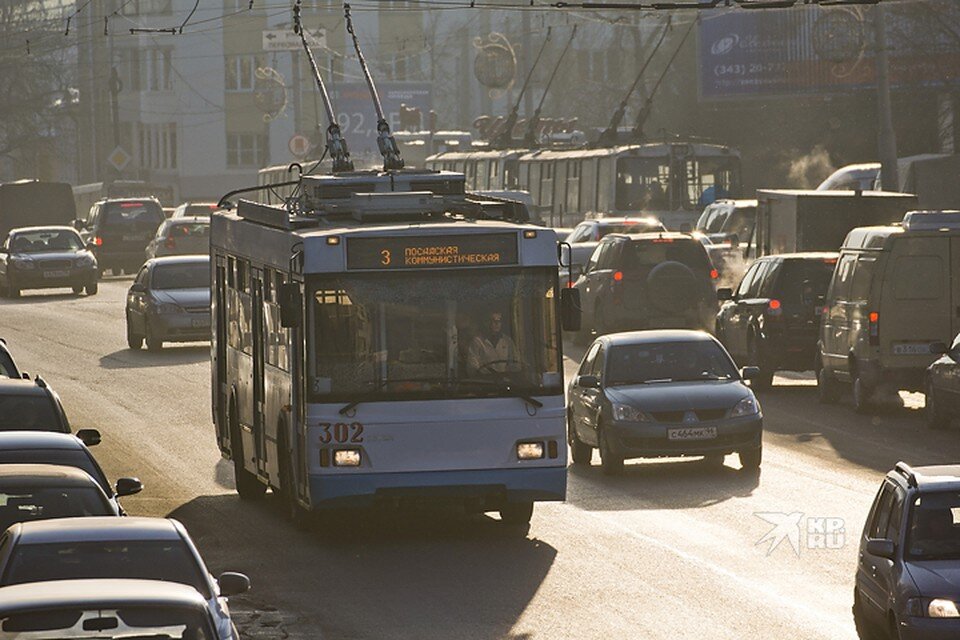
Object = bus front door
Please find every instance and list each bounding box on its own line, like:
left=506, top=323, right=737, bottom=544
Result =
left=252, top=272, right=267, bottom=474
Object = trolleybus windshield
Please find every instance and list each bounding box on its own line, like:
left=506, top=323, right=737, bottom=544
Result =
left=307, top=268, right=561, bottom=402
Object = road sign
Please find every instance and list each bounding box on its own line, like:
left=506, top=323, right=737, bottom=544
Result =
left=288, top=134, right=311, bottom=158
left=107, top=146, right=131, bottom=172
left=262, top=28, right=325, bottom=52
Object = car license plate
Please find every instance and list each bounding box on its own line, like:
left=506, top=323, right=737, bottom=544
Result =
left=893, top=343, right=932, bottom=355
left=42, top=270, right=69, bottom=278
left=668, top=427, right=718, bottom=441
left=191, top=317, right=210, bottom=328
left=123, top=234, right=141, bottom=242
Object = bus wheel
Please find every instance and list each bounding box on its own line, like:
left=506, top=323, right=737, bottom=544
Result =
left=278, top=433, right=310, bottom=529
left=500, top=501, right=533, bottom=526
left=230, top=407, right=265, bottom=500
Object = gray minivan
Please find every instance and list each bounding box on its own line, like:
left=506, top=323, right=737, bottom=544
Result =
left=817, top=211, right=960, bottom=412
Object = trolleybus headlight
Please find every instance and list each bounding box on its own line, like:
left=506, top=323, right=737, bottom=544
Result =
left=517, top=442, right=544, bottom=460
left=333, top=449, right=361, bottom=467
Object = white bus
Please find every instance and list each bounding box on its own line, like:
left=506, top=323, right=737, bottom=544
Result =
left=210, top=169, right=574, bottom=526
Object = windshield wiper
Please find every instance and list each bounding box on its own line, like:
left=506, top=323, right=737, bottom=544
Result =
left=339, top=377, right=453, bottom=415
left=672, top=375, right=733, bottom=382
left=460, top=379, right=544, bottom=409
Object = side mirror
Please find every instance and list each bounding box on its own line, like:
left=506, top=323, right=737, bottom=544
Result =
left=217, top=571, right=251, bottom=597
left=717, top=288, right=734, bottom=301
left=560, top=288, right=581, bottom=332
left=279, top=282, right=302, bottom=328
left=73, top=219, right=85, bottom=231
left=20, top=372, right=29, bottom=380
left=129, top=283, right=146, bottom=294
left=115, top=477, right=143, bottom=497
left=865, top=538, right=895, bottom=560
left=76, top=429, right=101, bottom=447
left=85, top=242, right=97, bottom=252
left=576, top=374, right=600, bottom=389
left=741, top=366, right=760, bottom=381
left=930, top=341, right=949, bottom=356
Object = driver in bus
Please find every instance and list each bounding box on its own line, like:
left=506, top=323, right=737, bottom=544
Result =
left=466, top=311, right=519, bottom=376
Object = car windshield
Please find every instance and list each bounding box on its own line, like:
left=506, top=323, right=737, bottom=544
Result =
left=307, top=268, right=561, bottom=402
left=152, top=263, right=210, bottom=290
left=0, top=450, right=109, bottom=496
left=0, top=605, right=214, bottom=639
left=622, top=239, right=713, bottom=277
left=0, top=396, right=62, bottom=431
left=906, top=491, right=960, bottom=561
left=2, top=540, right=210, bottom=598
left=721, top=207, right=755, bottom=243
left=8, top=230, right=82, bottom=254
left=777, top=259, right=836, bottom=306
left=0, top=487, right=112, bottom=531
left=606, top=340, right=738, bottom=385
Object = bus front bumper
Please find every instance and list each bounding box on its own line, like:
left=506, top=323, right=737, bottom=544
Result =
left=306, top=466, right=566, bottom=510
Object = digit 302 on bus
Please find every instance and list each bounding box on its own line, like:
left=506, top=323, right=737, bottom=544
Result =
left=210, top=169, right=580, bottom=526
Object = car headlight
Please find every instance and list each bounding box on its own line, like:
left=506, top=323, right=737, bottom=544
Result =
left=11, top=259, right=34, bottom=270
left=929, top=599, right=960, bottom=618
left=730, top=396, right=760, bottom=418
left=612, top=403, right=651, bottom=422
left=153, top=302, right=182, bottom=314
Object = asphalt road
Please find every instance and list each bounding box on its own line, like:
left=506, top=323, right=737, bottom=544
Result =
left=2, top=278, right=957, bottom=639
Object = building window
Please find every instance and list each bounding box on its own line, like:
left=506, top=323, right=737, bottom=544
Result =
left=122, top=0, right=173, bottom=16
left=139, top=123, right=178, bottom=170
left=140, top=49, right=173, bottom=92
left=227, top=133, right=268, bottom=167
left=225, top=55, right=260, bottom=92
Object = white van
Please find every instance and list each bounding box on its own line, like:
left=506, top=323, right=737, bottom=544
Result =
left=817, top=210, right=960, bottom=412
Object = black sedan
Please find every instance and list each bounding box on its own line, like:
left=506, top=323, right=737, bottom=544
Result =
left=925, top=335, right=960, bottom=429
left=0, top=227, right=98, bottom=298
left=567, top=330, right=763, bottom=475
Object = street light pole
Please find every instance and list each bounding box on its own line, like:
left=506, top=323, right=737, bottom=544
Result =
left=874, top=4, right=899, bottom=191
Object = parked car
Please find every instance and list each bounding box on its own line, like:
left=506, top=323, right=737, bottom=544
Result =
left=0, top=464, right=118, bottom=532
left=145, top=217, right=210, bottom=260
left=126, top=255, right=211, bottom=351
left=0, top=579, right=225, bottom=639
left=818, top=210, right=960, bottom=412
left=0, top=226, right=98, bottom=298
left=76, top=197, right=165, bottom=276
left=924, top=334, right=960, bottom=430
left=562, top=216, right=666, bottom=279
left=572, top=232, right=719, bottom=340
left=716, top=252, right=838, bottom=388
left=567, top=330, right=762, bottom=475
left=853, top=462, right=960, bottom=640
left=0, top=376, right=71, bottom=433
left=171, top=201, right=223, bottom=219
left=0, top=339, right=20, bottom=379
left=0, top=432, right=140, bottom=515
left=0, top=517, right=250, bottom=639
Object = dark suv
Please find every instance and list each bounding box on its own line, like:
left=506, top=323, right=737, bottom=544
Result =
left=572, top=232, right=719, bottom=340
left=0, top=377, right=70, bottom=433
left=715, top=253, right=838, bottom=388
left=77, top=198, right=165, bottom=275
left=854, top=463, right=960, bottom=640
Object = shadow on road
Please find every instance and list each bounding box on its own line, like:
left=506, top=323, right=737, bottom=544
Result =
left=567, top=456, right=760, bottom=511
left=170, top=494, right=556, bottom=639
left=99, top=345, right=209, bottom=369
left=0, top=291, right=88, bottom=305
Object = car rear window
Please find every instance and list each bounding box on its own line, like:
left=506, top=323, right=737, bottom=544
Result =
left=183, top=204, right=219, bottom=217
left=2, top=540, right=210, bottom=598
left=622, top=239, right=712, bottom=275
left=598, top=221, right=664, bottom=239
left=103, top=202, right=164, bottom=227
left=0, top=450, right=108, bottom=495
left=775, top=259, right=836, bottom=305
left=0, top=397, right=62, bottom=432
left=152, top=263, right=210, bottom=290
left=166, top=222, right=209, bottom=238
left=0, top=487, right=112, bottom=532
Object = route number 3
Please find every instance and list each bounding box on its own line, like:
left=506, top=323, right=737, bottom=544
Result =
left=319, top=422, right=364, bottom=444
left=380, top=249, right=391, bottom=265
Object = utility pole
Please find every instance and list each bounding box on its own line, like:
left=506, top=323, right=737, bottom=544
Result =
left=522, top=9, right=532, bottom=118
left=874, top=4, right=899, bottom=191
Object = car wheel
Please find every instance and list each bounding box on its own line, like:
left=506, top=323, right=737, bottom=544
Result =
left=500, top=501, right=534, bottom=526
left=925, top=379, right=950, bottom=430
left=888, top=613, right=902, bottom=640
left=568, top=415, right=592, bottom=466
left=230, top=404, right=266, bottom=500
left=598, top=424, right=624, bottom=476
left=126, top=317, right=143, bottom=350
left=739, top=446, right=762, bottom=472
left=703, top=453, right=726, bottom=470
left=853, top=375, right=873, bottom=414
left=747, top=337, right=774, bottom=390
left=144, top=321, right=163, bottom=352
left=8, top=288, right=19, bottom=299
left=817, top=363, right=842, bottom=404
left=72, top=285, right=84, bottom=295
left=594, top=305, right=610, bottom=337
left=852, top=591, right=884, bottom=640
left=85, top=281, right=98, bottom=296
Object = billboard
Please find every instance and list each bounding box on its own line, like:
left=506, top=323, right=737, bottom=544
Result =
left=330, top=82, right=432, bottom=162
left=699, top=4, right=960, bottom=99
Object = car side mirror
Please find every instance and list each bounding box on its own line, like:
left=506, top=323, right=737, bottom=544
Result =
left=717, top=288, right=733, bottom=301
left=76, top=429, right=101, bottom=447
left=930, top=341, right=949, bottom=356
left=560, top=288, right=581, bottom=332
left=217, top=571, right=251, bottom=597
left=576, top=374, right=600, bottom=389
left=85, top=242, right=97, bottom=252
left=73, top=219, right=86, bottom=231
left=115, top=477, right=143, bottom=497
left=741, top=366, right=760, bottom=381
left=279, top=282, right=302, bottom=328
left=866, top=538, right=895, bottom=560
left=21, top=372, right=29, bottom=380
left=129, top=283, right=146, bottom=294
